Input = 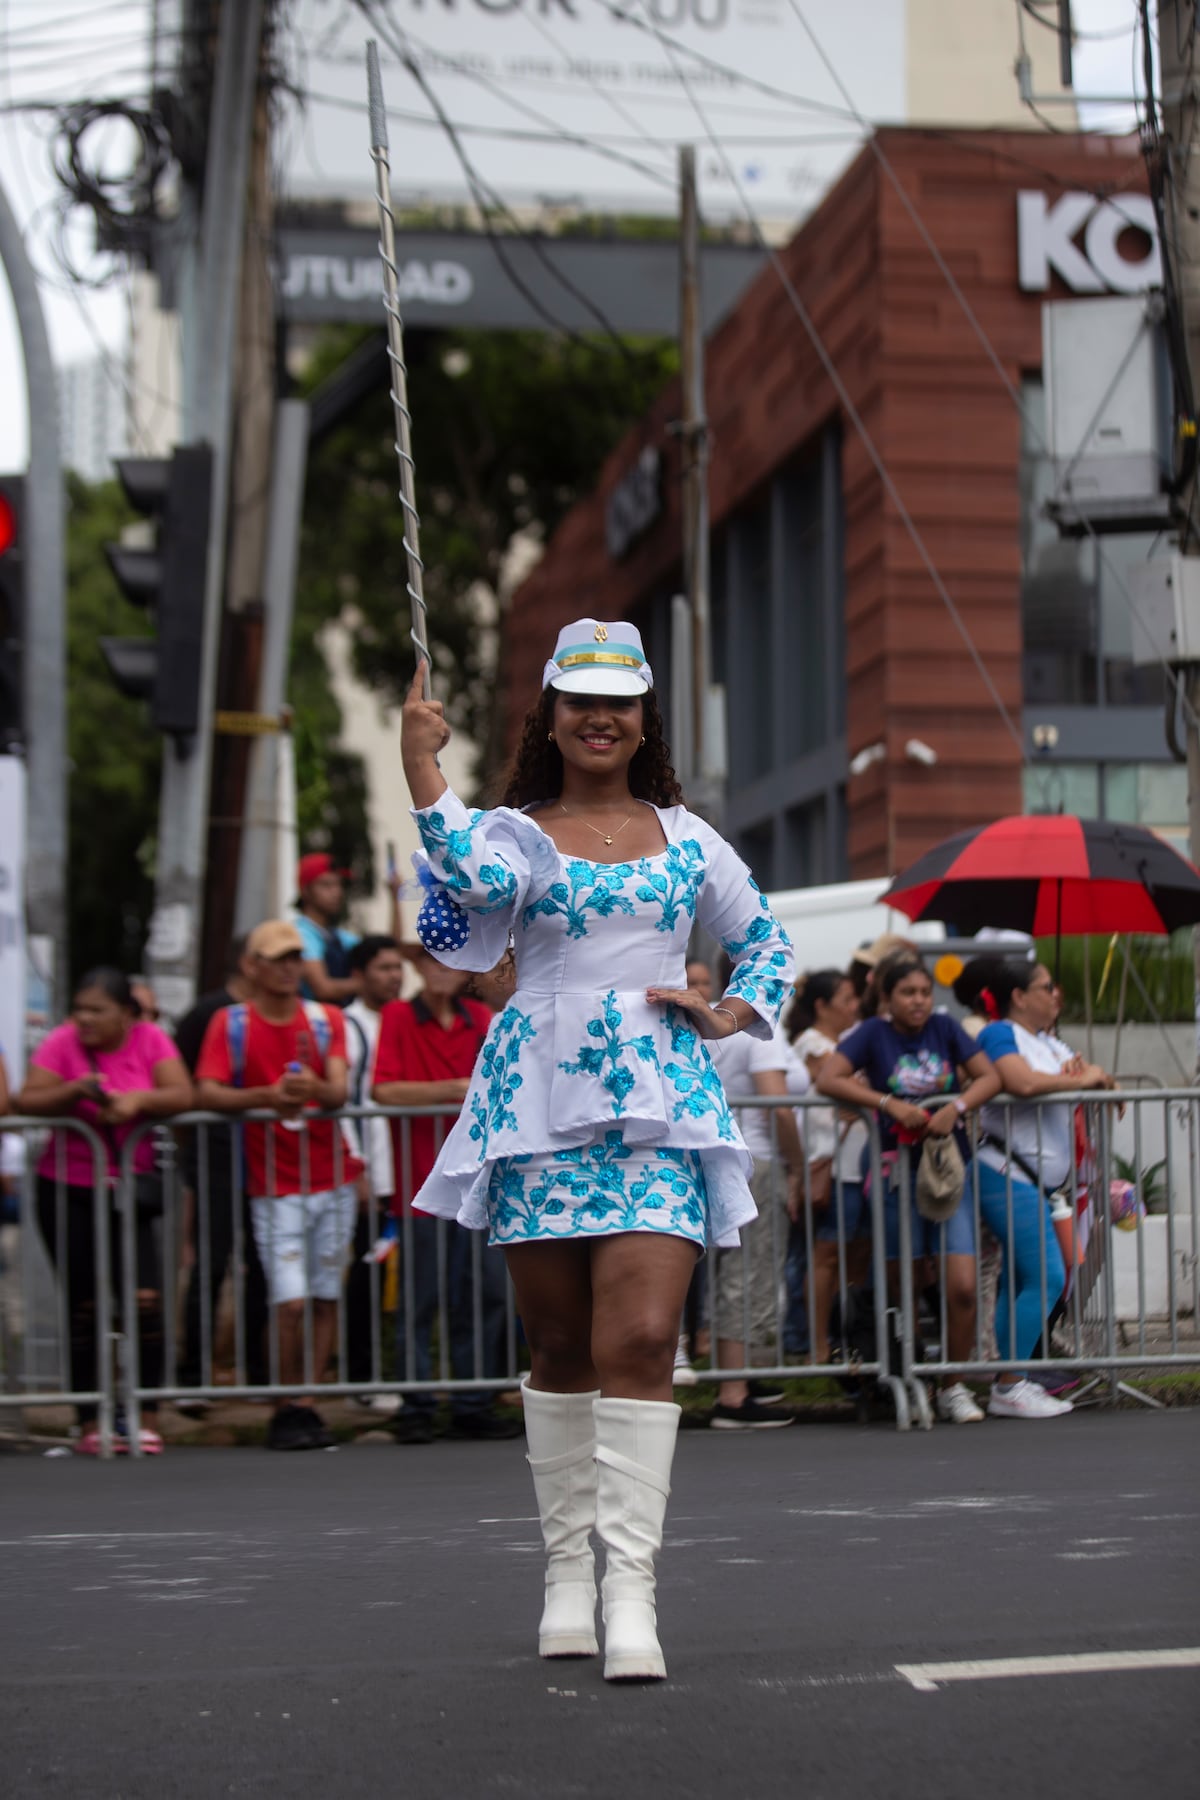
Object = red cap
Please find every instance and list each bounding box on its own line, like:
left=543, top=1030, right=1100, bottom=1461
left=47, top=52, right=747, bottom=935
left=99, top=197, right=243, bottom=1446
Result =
left=297, top=852, right=350, bottom=890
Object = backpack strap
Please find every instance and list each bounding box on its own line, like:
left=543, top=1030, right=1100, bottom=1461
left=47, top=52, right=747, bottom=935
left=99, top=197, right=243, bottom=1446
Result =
left=301, top=999, right=334, bottom=1064
left=226, top=1003, right=249, bottom=1089
left=344, top=1012, right=370, bottom=1109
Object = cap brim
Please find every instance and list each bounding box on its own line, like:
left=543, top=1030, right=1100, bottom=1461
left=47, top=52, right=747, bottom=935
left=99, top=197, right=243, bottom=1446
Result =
left=549, top=669, right=649, bottom=695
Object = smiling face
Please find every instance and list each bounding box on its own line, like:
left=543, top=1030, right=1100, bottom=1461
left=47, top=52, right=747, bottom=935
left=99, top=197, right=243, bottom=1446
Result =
left=552, top=689, right=644, bottom=784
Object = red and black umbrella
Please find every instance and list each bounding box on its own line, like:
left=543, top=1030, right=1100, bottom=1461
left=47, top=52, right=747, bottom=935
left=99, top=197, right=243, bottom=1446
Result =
left=882, top=815, right=1200, bottom=940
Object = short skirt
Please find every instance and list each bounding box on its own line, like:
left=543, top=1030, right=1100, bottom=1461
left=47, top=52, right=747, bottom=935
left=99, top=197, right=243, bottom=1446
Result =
left=485, top=1129, right=708, bottom=1250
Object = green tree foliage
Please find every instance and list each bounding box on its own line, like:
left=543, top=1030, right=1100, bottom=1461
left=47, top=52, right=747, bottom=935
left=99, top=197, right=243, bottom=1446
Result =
left=64, top=474, right=161, bottom=979
left=296, top=324, right=678, bottom=793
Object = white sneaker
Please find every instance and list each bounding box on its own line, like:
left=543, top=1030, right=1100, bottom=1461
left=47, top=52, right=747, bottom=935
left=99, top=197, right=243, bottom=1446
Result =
left=988, top=1379, right=1073, bottom=1420
left=353, top=1394, right=403, bottom=1417
left=672, top=1337, right=698, bottom=1388
left=936, top=1382, right=985, bottom=1424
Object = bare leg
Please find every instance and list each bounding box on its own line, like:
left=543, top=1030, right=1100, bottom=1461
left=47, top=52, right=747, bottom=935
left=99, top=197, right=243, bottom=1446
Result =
left=589, top=1234, right=699, bottom=1400
left=505, top=1240, right=597, bottom=1392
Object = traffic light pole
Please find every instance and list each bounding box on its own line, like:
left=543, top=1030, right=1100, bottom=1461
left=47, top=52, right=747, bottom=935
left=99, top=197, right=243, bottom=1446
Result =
left=0, top=175, right=65, bottom=1012
left=148, top=0, right=266, bottom=1021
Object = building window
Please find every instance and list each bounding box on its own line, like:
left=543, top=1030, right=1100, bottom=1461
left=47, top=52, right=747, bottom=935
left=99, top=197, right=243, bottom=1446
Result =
left=727, top=493, right=773, bottom=785
left=1023, top=760, right=1186, bottom=830
left=1020, top=378, right=1164, bottom=709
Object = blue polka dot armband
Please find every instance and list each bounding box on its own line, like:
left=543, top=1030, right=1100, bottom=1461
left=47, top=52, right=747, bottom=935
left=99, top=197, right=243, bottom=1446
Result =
left=416, top=880, right=471, bottom=953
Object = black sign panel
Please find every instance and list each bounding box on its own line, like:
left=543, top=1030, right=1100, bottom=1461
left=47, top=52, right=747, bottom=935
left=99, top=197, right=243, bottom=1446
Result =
left=277, top=228, right=764, bottom=335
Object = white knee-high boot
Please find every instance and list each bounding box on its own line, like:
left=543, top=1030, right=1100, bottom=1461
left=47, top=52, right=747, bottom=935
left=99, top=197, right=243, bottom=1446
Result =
left=522, top=1380, right=601, bottom=1658
left=593, top=1396, right=681, bottom=1682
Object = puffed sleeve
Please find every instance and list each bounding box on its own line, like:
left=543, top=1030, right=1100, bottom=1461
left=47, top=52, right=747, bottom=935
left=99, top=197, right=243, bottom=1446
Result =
left=693, top=822, right=795, bottom=1040
left=410, top=786, right=560, bottom=973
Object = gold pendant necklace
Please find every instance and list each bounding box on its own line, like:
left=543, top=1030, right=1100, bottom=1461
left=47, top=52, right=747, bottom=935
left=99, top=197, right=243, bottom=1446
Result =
left=559, top=801, right=634, bottom=848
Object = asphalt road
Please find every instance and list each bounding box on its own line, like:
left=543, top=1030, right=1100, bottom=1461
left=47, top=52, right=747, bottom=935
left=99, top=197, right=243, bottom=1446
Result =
left=2, top=1410, right=1198, bottom=1799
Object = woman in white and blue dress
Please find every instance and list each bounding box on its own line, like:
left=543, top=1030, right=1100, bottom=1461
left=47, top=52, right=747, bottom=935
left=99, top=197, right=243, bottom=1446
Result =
left=400, top=618, right=794, bottom=1684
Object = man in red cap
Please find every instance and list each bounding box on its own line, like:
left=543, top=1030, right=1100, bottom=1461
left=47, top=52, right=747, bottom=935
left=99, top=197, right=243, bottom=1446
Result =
left=295, top=853, right=360, bottom=1005
left=295, top=852, right=406, bottom=1006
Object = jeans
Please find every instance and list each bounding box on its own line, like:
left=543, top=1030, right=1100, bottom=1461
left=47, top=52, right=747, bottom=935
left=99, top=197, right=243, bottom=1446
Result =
left=975, top=1162, right=1066, bottom=1365
left=180, top=1180, right=268, bottom=1389
left=394, top=1214, right=511, bottom=1418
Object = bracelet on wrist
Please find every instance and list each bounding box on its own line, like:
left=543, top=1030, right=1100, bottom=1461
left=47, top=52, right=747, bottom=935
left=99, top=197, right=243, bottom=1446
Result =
left=711, top=1005, right=739, bottom=1035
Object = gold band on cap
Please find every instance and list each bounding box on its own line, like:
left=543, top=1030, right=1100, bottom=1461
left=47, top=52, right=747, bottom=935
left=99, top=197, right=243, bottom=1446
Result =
left=556, top=651, right=645, bottom=671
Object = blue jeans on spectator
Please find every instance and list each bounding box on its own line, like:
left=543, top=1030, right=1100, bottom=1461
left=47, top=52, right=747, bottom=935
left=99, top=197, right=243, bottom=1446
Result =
left=394, top=1214, right=511, bottom=1419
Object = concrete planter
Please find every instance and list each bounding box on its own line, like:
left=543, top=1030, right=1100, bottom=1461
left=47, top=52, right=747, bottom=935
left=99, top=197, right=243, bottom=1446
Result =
left=1110, top=1216, right=1198, bottom=1321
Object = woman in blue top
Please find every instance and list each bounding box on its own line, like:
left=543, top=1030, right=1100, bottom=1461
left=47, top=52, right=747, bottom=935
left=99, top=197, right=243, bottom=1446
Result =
left=816, top=954, right=999, bottom=1424
left=969, top=958, right=1110, bottom=1421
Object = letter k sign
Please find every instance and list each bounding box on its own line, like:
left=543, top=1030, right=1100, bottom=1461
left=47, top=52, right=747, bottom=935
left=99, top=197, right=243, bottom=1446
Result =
left=1018, top=193, right=1104, bottom=293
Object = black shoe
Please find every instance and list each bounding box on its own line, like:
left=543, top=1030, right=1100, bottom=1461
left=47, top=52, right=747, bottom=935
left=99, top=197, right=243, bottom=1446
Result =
left=710, top=1396, right=794, bottom=1431
left=445, top=1410, right=525, bottom=1441
left=391, top=1410, right=436, bottom=1445
left=747, top=1380, right=786, bottom=1406
left=267, top=1404, right=332, bottom=1451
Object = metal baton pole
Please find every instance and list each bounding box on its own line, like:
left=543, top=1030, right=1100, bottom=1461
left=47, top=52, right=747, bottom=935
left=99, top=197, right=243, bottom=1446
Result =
left=366, top=40, right=431, bottom=694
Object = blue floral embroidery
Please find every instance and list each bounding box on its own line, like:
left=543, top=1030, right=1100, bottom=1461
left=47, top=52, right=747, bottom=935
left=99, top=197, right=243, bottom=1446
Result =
left=557, top=989, right=660, bottom=1117
left=521, top=859, right=636, bottom=939
left=722, top=888, right=794, bottom=1017
left=661, top=1006, right=735, bottom=1140
left=634, top=839, right=707, bottom=933
left=418, top=807, right=518, bottom=914
left=487, top=1135, right=707, bottom=1244
left=469, top=1006, right=537, bottom=1150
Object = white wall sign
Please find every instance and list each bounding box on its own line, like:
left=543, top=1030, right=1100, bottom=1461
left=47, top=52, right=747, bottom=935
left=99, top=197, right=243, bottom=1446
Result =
left=1018, top=192, right=1163, bottom=296
left=290, top=0, right=902, bottom=220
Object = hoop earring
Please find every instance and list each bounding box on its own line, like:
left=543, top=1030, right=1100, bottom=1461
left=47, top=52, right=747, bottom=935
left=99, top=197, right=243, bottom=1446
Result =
left=640, top=735, right=646, bottom=746
left=547, top=732, right=555, bottom=742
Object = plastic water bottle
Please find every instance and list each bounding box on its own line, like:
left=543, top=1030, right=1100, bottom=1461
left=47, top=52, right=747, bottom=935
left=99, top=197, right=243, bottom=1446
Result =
left=281, top=1059, right=306, bottom=1132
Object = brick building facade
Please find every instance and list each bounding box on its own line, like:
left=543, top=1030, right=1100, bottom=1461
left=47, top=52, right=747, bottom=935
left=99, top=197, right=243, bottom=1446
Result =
left=505, top=129, right=1169, bottom=890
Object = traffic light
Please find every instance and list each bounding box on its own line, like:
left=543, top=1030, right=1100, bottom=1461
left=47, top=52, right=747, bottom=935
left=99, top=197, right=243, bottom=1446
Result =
left=101, top=443, right=213, bottom=737
left=0, top=475, right=23, bottom=752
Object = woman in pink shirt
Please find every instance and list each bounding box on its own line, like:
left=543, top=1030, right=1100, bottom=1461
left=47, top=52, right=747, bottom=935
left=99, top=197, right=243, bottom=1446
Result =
left=18, top=968, right=192, bottom=1454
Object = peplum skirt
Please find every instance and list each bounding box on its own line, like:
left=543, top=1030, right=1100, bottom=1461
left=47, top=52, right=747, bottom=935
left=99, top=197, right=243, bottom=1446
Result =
left=485, top=1128, right=708, bottom=1250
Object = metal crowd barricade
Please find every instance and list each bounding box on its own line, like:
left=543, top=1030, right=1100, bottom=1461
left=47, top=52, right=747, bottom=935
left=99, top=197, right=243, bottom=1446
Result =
left=18, top=1089, right=1198, bottom=1456
left=889, top=1089, right=1200, bottom=1425
left=702, top=1095, right=911, bottom=1428
left=116, top=1105, right=523, bottom=1456
left=0, top=1117, right=120, bottom=1455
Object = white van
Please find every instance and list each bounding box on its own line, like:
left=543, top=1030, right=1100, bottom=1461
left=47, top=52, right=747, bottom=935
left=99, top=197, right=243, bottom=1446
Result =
left=766, top=877, right=946, bottom=976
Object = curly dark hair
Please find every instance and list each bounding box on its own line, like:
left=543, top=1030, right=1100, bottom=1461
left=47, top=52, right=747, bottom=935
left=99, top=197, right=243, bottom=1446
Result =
left=499, top=687, right=685, bottom=809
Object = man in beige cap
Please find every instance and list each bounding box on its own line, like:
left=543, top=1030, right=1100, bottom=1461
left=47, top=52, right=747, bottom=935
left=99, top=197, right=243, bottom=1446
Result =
left=195, top=920, right=362, bottom=1449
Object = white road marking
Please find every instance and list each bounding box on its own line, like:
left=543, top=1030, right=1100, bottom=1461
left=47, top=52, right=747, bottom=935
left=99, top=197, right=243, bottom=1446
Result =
left=896, top=1648, right=1200, bottom=1693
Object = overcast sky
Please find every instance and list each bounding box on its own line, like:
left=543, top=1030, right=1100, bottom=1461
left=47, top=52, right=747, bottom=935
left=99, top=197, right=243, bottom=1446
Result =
left=0, top=0, right=1152, bottom=471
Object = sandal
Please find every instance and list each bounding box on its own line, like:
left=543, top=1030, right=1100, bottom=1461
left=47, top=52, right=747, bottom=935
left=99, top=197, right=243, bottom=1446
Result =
left=75, top=1426, right=127, bottom=1457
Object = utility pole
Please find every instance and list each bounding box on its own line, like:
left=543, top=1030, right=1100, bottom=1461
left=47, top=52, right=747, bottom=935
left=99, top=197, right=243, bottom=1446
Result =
left=1157, top=1, right=1200, bottom=1073
left=0, top=179, right=65, bottom=1011
left=678, top=146, right=722, bottom=824
left=147, top=0, right=266, bottom=1021
left=203, top=20, right=281, bottom=980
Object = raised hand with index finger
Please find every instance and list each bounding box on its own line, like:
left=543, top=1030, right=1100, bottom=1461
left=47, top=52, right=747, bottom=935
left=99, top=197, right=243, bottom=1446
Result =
left=401, top=660, right=451, bottom=809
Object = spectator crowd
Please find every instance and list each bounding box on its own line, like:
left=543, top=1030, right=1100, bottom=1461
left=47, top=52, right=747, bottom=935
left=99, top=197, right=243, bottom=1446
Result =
left=0, top=857, right=1116, bottom=1454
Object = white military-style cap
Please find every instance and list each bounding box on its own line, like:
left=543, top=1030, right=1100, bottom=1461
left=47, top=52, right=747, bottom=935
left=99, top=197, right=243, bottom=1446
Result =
left=542, top=618, right=653, bottom=696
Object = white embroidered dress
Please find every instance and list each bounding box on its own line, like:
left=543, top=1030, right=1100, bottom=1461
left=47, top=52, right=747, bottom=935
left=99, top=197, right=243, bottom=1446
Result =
left=409, top=787, right=794, bottom=1249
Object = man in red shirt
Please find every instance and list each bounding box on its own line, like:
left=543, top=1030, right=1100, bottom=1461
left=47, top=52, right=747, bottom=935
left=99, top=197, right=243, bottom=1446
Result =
left=372, top=945, right=521, bottom=1444
left=196, top=919, right=361, bottom=1451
